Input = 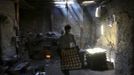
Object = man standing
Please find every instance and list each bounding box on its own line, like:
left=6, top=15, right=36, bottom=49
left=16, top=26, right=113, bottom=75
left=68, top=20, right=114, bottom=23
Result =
left=58, top=24, right=82, bottom=75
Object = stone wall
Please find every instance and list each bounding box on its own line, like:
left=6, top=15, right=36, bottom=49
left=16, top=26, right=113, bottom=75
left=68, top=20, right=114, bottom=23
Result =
left=51, top=6, right=96, bottom=49
left=94, top=0, right=134, bottom=74
left=0, top=0, right=16, bottom=60
left=20, top=9, right=51, bottom=34
left=115, top=11, right=133, bottom=75
left=106, top=0, right=134, bottom=75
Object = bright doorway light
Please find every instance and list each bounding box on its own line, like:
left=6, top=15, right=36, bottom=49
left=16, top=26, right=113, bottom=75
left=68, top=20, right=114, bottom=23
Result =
left=101, top=25, right=104, bottom=35
left=95, top=6, right=101, bottom=17
left=106, top=57, right=115, bottom=63
left=54, top=1, right=74, bottom=5
left=82, top=1, right=95, bottom=5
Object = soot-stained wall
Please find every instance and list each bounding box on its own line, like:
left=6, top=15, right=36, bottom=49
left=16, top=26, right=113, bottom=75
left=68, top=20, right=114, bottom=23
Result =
left=105, top=0, right=134, bottom=75
left=0, top=0, right=16, bottom=60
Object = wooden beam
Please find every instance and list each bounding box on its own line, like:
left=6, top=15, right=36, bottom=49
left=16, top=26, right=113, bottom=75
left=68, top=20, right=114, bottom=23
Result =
left=15, top=0, right=19, bottom=24
left=14, top=0, right=20, bottom=36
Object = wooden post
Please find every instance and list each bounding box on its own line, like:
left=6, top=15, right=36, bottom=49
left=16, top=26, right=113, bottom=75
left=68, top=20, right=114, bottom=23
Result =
left=14, top=0, right=20, bottom=58
left=15, top=0, right=19, bottom=25
left=0, top=17, right=2, bottom=63
left=14, top=0, right=19, bottom=35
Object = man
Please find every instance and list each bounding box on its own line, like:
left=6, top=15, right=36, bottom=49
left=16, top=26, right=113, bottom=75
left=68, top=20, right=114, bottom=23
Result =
left=58, top=24, right=81, bottom=75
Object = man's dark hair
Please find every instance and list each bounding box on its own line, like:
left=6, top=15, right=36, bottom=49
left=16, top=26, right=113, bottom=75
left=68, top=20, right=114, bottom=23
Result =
left=64, top=24, right=71, bottom=30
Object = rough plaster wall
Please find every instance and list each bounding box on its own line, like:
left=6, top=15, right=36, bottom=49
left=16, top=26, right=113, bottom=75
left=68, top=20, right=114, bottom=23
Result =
left=52, top=15, right=93, bottom=49
left=96, top=22, right=117, bottom=47
left=115, top=12, right=133, bottom=75
left=51, top=7, right=95, bottom=49
left=106, top=0, right=134, bottom=75
left=95, top=0, right=134, bottom=74
left=0, top=0, right=16, bottom=60
left=20, top=10, right=51, bottom=34
left=0, top=0, right=15, bottom=18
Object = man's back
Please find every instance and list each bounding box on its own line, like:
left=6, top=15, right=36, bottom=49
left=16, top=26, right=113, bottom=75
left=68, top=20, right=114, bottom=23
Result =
left=58, top=33, right=75, bottom=49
